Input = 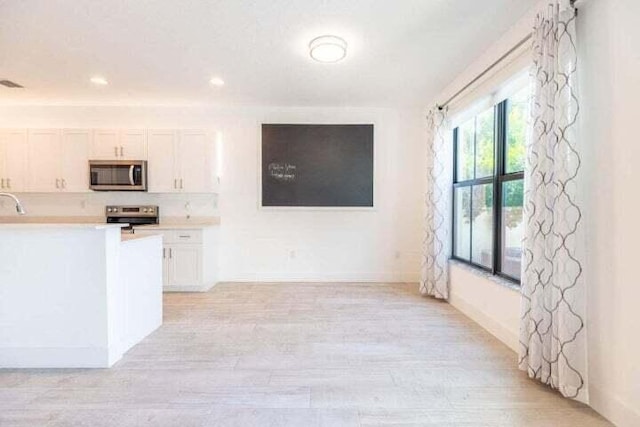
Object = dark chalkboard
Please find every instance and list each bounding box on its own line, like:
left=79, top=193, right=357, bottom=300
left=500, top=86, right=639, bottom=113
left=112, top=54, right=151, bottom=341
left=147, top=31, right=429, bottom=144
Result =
left=261, top=124, right=374, bottom=207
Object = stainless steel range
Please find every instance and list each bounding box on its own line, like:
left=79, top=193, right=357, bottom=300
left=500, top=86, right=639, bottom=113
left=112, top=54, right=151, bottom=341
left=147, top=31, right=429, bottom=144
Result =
left=105, top=205, right=159, bottom=232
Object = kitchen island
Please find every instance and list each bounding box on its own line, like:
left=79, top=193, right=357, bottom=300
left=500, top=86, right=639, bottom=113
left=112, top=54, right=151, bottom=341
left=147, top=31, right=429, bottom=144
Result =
left=0, top=223, right=163, bottom=368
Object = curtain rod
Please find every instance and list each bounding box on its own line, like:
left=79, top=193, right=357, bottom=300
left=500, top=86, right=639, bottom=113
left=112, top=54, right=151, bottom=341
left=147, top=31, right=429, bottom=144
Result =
left=436, top=0, right=578, bottom=110
left=436, top=33, right=531, bottom=110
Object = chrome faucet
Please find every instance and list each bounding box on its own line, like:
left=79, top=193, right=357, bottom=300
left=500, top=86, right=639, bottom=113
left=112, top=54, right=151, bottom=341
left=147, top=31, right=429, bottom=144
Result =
left=0, top=193, right=26, bottom=215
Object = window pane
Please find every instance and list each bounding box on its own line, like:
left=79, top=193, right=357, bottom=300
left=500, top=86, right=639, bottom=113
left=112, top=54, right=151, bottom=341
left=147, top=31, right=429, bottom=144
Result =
left=454, top=186, right=471, bottom=260
left=506, top=87, right=530, bottom=173
left=471, top=184, right=493, bottom=268
left=456, top=119, right=474, bottom=181
left=501, top=179, right=524, bottom=279
left=475, top=107, right=495, bottom=178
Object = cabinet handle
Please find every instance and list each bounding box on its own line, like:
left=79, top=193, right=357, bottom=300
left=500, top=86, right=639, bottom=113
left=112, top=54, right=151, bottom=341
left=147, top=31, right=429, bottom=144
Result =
left=169, top=248, right=172, bottom=258
left=178, top=235, right=190, bottom=239
left=55, top=178, right=60, bottom=189
left=61, top=178, right=66, bottom=189
left=174, top=179, right=177, bottom=189
left=0, top=178, right=4, bottom=189
left=163, top=248, right=166, bottom=258
left=6, top=178, right=10, bottom=189
left=114, top=146, right=119, bottom=157
left=180, top=178, right=183, bottom=189
left=120, top=146, right=124, bottom=157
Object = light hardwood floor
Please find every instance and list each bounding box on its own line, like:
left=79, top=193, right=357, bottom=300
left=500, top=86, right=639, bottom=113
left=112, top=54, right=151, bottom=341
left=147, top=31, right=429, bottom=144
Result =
left=2, top=282, right=610, bottom=426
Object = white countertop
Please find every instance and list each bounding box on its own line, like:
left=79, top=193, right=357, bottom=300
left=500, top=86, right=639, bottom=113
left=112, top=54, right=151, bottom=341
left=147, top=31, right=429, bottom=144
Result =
left=133, top=223, right=218, bottom=230
left=0, top=216, right=220, bottom=230
left=0, top=223, right=126, bottom=230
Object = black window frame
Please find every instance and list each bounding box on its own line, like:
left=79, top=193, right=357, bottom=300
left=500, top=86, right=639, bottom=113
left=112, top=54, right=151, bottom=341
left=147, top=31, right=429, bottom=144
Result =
left=452, top=99, right=524, bottom=284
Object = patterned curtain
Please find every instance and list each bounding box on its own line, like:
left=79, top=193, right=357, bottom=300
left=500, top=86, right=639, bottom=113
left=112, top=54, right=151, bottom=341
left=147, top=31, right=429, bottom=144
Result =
left=420, top=107, right=451, bottom=299
left=519, top=0, right=587, bottom=402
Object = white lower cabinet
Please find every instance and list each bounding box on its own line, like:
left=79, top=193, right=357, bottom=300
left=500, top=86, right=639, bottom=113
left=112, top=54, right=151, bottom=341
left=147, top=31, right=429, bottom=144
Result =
left=167, top=245, right=202, bottom=286
left=134, top=226, right=218, bottom=292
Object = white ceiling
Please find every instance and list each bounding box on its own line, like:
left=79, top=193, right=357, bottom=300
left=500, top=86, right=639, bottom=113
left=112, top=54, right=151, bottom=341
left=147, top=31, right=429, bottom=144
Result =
left=0, top=0, right=535, bottom=107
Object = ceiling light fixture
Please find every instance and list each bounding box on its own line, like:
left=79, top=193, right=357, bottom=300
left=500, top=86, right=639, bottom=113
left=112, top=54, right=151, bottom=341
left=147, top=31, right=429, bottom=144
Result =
left=90, top=76, right=108, bottom=86
left=309, top=35, right=347, bottom=63
left=210, top=77, right=225, bottom=87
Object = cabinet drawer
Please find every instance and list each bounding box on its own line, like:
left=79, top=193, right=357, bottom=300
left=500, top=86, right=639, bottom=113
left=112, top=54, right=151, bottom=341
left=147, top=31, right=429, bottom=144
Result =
left=171, top=230, right=202, bottom=244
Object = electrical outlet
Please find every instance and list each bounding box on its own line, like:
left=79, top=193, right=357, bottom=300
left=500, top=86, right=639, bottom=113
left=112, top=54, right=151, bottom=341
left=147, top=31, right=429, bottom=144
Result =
left=289, top=250, right=296, bottom=259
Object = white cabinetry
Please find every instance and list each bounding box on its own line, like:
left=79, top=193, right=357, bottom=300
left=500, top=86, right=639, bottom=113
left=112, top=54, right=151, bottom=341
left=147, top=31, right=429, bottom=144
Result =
left=147, top=130, right=218, bottom=193
left=179, top=130, right=218, bottom=193
left=9, top=127, right=218, bottom=194
left=134, top=226, right=218, bottom=292
left=168, top=245, right=202, bottom=286
left=27, top=129, right=90, bottom=192
left=147, top=130, right=178, bottom=192
left=91, top=130, right=147, bottom=160
left=61, top=130, right=91, bottom=192
left=0, top=129, right=28, bottom=192
left=27, top=129, right=60, bottom=192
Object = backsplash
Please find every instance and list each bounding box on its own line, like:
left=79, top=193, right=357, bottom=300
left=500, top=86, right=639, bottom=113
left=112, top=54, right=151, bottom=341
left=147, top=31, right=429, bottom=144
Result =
left=0, top=192, right=218, bottom=219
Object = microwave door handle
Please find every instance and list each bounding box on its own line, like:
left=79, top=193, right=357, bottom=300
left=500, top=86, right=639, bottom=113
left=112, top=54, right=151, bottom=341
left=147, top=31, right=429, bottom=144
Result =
left=129, top=165, right=135, bottom=186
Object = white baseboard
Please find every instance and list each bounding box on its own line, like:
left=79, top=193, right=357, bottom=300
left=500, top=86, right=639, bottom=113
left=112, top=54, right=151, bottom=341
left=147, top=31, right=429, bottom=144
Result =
left=219, top=272, right=420, bottom=283
left=0, top=346, right=111, bottom=368
left=590, top=383, right=640, bottom=427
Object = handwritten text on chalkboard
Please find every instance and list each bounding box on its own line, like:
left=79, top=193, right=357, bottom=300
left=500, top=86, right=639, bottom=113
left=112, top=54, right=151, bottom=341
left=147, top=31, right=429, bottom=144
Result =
left=268, top=162, right=297, bottom=182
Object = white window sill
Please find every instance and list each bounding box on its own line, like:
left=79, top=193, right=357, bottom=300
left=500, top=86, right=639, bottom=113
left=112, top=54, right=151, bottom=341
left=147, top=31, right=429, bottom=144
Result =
left=448, top=259, right=521, bottom=293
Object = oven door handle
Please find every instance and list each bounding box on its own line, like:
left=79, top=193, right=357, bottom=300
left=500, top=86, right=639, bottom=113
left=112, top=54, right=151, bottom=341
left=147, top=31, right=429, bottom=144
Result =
left=129, top=165, right=135, bottom=186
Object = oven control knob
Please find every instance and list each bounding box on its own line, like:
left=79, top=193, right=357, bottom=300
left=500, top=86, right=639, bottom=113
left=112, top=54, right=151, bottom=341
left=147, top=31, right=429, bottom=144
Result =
left=143, top=208, right=148, bottom=213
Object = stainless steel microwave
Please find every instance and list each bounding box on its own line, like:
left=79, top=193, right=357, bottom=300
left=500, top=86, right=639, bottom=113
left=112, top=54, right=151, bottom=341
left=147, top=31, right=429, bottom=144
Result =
left=89, top=160, right=147, bottom=191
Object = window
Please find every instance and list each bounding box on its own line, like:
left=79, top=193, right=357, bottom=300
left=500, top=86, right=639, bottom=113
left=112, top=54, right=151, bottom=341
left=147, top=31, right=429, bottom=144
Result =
left=452, top=86, right=529, bottom=282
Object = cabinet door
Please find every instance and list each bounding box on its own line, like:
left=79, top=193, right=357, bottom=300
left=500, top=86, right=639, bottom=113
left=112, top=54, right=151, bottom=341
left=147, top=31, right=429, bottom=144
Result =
left=91, top=130, right=120, bottom=160
left=119, top=130, right=147, bottom=160
left=178, top=130, right=216, bottom=192
left=147, top=130, right=178, bottom=193
left=61, top=130, right=91, bottom=192
left=0, top=129, right=28, bottom=192
left=27, top=129, right=61, bottom=192
left=167, top=245, right=202, bottom=287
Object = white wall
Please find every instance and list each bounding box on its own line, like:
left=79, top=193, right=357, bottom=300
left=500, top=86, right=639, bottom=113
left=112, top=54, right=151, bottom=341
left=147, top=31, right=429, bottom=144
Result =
left=579, top=0, right=640, bottom=425
left=432, top=1, right=640, bottom=425
left=0, top=105, right=425, bottom=283
left=448, top=262, right=520, bottom=352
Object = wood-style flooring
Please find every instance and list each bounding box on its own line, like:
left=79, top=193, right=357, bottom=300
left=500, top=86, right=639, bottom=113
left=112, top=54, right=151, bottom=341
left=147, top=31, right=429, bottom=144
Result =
left=1, top=282, right=611, bottom=426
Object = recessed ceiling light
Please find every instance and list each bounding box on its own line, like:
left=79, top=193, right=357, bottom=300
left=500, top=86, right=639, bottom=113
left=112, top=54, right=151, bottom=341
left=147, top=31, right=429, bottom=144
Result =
left=90, top=76, right=108, bottom=86
left=309, top=35, right=347, bottom=63
left=210, top=77, right=225, bottom=87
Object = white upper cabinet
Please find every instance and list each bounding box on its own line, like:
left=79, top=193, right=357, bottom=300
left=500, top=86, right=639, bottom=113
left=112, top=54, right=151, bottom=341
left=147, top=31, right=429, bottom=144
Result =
left=147, top=129, right=218, bottom=193
left=91, top=130, right=119, bottom=160
left=91, top=130, right=147, bottom=160
left=15, top=127, right=218, bottom=194
left=119, top=130, right=147, bottom=160
left=178, top=130, right=217, bottom=193
left=27, top=129, right=61, bottom=192
left=147, top=130, right=178, bottom=193
left=61, top=129, right=91, bottom=192
left=0, top=129, right=28, bottom=192
left=27, top=129, right=90, bottom=192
